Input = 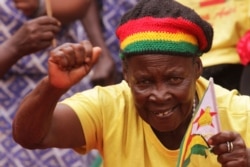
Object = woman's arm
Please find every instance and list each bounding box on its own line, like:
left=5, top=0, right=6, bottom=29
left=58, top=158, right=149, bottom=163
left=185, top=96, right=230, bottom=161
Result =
left=82, top=0, right=117, bottom=86
left=0, top=16, right=60, bottom=77
left=12, top=41, right=101, bottom=149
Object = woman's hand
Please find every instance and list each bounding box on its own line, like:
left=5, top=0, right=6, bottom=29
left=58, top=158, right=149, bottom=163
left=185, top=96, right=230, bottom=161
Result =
left=208, top=131, right=248, bottom=167
left=8, top=16, right=60, bottom=58
left=48, top=41, right=101, bottom=89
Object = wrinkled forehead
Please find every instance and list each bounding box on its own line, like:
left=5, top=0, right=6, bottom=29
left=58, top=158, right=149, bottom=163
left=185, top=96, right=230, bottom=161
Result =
left=123, top=54, right=196, bottom=70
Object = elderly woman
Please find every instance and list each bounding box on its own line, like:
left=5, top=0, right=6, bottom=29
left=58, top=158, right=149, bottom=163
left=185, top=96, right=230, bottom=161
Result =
left=13, top=0, right=250, bottom=166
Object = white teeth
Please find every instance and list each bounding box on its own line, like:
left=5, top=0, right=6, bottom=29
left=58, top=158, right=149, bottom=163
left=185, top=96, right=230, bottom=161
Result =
left=155, top=111, right=170, bottom=117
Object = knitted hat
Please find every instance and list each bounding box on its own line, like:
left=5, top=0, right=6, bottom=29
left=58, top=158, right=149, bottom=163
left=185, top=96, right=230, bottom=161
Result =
left=116, top=0, right=213, bottom=59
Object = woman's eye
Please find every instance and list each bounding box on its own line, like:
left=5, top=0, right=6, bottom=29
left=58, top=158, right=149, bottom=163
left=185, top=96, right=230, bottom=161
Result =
left=138, top=79, right=151, bottom=85
left=133, top=80, right=153, bottom=92
left=134, top=79, right=153, bottom=89
left=169, top=77, right=183, bottom=84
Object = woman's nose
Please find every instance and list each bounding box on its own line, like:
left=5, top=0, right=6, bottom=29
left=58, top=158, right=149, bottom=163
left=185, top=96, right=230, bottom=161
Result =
left=148, top=84, right=171, bottom=102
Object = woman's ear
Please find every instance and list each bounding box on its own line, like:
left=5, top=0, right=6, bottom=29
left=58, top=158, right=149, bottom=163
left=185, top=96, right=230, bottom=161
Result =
left=195, top=58, right=203, bottom=79
left=123, top=70, right=128, bottom=82
left=122, top=61, right=128, bottom=82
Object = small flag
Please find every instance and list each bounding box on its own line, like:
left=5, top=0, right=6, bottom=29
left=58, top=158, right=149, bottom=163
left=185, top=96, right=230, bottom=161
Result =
left=176, top=78, right=220, bottom=167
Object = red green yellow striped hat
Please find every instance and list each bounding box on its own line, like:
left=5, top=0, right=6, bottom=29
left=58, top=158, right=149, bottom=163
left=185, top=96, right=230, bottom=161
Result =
left=116, top=0, right=213, bottom=59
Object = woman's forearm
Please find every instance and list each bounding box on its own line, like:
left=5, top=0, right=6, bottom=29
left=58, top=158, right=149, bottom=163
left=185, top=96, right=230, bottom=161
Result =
left=0, top=41, right=22, bottom=77
left=12, top=77, right=67, bottom=149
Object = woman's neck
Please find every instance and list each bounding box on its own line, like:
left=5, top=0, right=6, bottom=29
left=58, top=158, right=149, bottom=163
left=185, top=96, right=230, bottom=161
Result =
left=153, top=113, right=192, bottom=150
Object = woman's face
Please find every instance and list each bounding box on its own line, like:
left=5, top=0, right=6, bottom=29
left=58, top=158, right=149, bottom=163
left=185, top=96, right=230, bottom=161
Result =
left=124, top=54, right=202, bottom=132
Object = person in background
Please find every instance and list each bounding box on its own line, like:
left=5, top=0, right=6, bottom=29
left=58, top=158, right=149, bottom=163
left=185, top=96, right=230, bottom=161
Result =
left=176, top=0, right=250, bottom=91
left=0, top=16, right=60, bottom=77
left=237, top=30, right=250, bottom=95
left=81, top=0, right=118, bottom=86
left=89, top=0, right=139, bottom=85
left=14, top=0, right=118, bottom=86
left=12, top=0, right=250, bottom=166
left=0, top=0, right=105, bottom=166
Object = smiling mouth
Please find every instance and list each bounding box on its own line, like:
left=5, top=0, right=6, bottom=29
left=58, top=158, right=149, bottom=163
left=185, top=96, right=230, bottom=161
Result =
left=154, top=109, right=173, bottom=118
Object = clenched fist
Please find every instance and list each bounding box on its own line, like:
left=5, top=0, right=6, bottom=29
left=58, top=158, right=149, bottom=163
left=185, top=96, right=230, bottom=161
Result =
left=48, top=41, right=101, bottom=89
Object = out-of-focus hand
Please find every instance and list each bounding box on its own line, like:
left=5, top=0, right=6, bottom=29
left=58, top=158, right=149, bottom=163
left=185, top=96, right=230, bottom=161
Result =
left=208, top=131, right=248, bottom=167
left=8, top=16, right=60, bottom=58
left=14, top=0, right=39, bottom=17
left=90, top=51, right=117, bottom=86
left=48, top=41, right=101, bottom=89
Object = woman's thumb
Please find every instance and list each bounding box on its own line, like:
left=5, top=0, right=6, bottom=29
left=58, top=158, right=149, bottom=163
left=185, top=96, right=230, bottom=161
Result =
left=91, top=46, right=102, bottom=65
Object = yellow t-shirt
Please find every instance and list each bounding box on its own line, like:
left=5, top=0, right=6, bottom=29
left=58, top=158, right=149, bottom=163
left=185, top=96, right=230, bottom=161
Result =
left=177, top=0, right=250, bottom=67
left=61, top=78, right=250, bottom=167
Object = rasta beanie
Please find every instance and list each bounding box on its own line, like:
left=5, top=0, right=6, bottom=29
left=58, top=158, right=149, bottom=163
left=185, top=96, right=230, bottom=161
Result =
left=116, top=0, right=213, bottom=59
